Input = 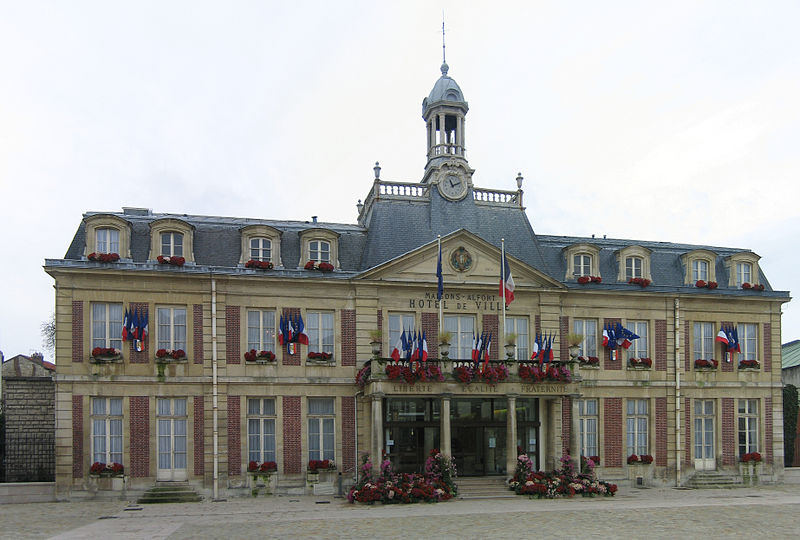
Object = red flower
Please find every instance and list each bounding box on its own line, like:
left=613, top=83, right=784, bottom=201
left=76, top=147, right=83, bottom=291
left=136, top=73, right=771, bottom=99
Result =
left=91, top=347, right=118, bottom=358
left=318, top=262, right=334, bottom=272
left=640, top=454, right=654, bottom=464
left=110, top=462, right=124, bottom=474
left=171, top=349, right=186, bottom=359
left=707, top=281, right=718, bottom=289
left=741, top=282, right=752, bottom=289
left=577, top=276, right=590, bottom=285
left=259, top=461, right=277, bottom=472
left=695, top=280, right=707, bottom=288
left=304, top=261, right=316, bottom=270
left=90, top=461, right=107, bottom=473
left=591, top=276, right=602, bottom=283
left=627, top=454, right=640, bottom=464
left=245, top=259, right=273, bottom=270
left=248, top=460, right=259, bottom=472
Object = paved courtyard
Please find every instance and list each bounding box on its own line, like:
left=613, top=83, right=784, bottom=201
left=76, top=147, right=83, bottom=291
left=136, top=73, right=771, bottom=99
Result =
left=1, top=484, right=799, bottom=539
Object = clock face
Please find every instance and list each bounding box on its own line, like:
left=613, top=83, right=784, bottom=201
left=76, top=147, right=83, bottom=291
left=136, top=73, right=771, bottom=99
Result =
left=438, top=172, right=467, bottom=200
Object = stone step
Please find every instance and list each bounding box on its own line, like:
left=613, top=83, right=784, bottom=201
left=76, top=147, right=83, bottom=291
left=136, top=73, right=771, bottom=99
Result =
left=138, top=483, right=203, bottom=504
left=457, top=477, right=516, bottom=499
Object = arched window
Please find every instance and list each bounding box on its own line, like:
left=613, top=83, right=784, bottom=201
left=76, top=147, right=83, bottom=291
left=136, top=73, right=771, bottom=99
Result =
left=96, top=228, right=120, bottom=254
left=309, top=240, right=331, bottom=263
left=250, top=238, right=272, bottom=262
left=161, top=232, right=184, bottom=257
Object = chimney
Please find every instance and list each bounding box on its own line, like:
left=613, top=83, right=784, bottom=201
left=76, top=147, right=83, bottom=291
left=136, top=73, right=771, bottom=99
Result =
left=312, top=216, right=318, bottom=224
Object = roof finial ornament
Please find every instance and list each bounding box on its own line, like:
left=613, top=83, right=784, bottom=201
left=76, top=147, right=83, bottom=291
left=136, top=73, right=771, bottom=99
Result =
left=440, top=15, right=449, bottom=76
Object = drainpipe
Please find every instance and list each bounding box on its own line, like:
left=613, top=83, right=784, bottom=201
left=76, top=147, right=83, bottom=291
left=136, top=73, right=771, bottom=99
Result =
left=674, top=298, right=681, bottom=486
left=211, top=276, right=219, bottom=500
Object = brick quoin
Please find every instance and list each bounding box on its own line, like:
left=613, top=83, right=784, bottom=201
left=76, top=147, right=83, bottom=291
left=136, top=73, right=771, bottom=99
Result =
left=226, top=306, right=240, bottom=365
left=603, top=318, right=622, bottom=370
left=341, top=396, right=356, bottom=474
left=193, top=304, right=204, bottom=364
left=559, top=316, right=569, bottom=362
left=283, top=396, right=301, bottom=474
left=281, top=308, right=301, bottom=366
left=684, top=321, right=690, bottom=372
left=422, top=312, right=439, bottom=359
left=341, top=309, right=356, bottom=366
left=482, top=314, right=498, bottom=360
left=655, top=320, right=667, bottom=371
left=227, top=395, right=241, bottom=475
left=684, top=398, right=691, bottom=466
left=72, top=395, right=83, bottom=478
left=128, top=303, right=149, bottom=363
left=763, top=323, right=772, bottom=372
left=561, top=397, right=571, bottom=455
left=765, top=396, right=773, bottom=464
left=72, top=301, right=83, bottom=362
left=130, top=396, right=150, bottom=477
left=377, top=309, right=383, bottom=357
left=604, top=398, right=622, bottom=467
left=194, top=397, right=204, bottom=476
left=721, top=397, right=736, bottom=466
left=720, top=321, right=734, bottom=372
left=656, top=397, right=667, bottom=466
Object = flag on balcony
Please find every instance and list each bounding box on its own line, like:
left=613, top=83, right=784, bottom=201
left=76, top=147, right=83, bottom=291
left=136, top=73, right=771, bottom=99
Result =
left=419, top=331, right=428, bottom=362
left=499, top=251, right=515, bottom=306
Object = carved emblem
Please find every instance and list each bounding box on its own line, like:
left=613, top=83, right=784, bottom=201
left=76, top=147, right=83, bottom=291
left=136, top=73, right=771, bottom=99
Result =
left=449, top=247, right=473, bottom=272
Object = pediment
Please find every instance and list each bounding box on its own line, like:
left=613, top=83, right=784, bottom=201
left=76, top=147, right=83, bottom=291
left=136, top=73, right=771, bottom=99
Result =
left=357, top=229, right=563, bottom=289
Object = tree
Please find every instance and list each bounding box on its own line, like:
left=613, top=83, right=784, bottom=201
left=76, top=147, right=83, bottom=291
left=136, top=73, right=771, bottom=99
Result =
left=41, top=313, right=55, bottom=356
left=784, top=384, right=798, bottom=467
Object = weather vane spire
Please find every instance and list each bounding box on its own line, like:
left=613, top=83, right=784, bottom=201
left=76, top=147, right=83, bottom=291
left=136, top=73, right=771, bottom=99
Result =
left=442, top=15, right=446, bottom=64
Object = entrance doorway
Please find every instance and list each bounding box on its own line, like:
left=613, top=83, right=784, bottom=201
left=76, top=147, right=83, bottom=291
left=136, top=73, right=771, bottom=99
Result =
left=157, top=398, right=188, bottom=481
left=694, top=399, right=715, bottom=471
left=451, top=398, right=507, bottom=476
left=384, top=398, right=440, bottom=474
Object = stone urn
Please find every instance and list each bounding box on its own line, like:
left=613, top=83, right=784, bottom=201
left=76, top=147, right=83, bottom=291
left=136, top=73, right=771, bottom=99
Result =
left=504, top=343, right=516, bottom=359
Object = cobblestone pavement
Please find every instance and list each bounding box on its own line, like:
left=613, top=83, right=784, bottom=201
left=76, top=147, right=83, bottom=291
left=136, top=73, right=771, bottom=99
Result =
left=1, top=484, right=799, bottom=540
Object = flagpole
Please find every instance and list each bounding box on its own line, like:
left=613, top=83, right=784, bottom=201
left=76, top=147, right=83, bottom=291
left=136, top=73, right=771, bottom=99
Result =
left=501, top=238, right=507, bottom=339
left=438, top=235, right=443, bottom=335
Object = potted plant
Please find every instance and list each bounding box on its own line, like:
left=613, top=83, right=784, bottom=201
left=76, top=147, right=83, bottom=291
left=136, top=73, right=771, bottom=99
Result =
left=504, top=333, right=517, bottom=359
left=567, top=333, right=583, bottom=360
left=438, top=330, right=452, bottom=359
left=369, top=329, right=382, bottom=357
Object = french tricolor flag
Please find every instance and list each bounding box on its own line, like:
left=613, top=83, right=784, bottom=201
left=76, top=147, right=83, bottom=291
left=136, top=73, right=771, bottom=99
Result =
left=602, top=327, right=609, bottom=348
left=499, top=252, right=515, bottom=306
left=391, top=332, right=403, bottom=362
left=420, top=332, right=428, bottom=362
left=715, top=328, right=729, bottom=345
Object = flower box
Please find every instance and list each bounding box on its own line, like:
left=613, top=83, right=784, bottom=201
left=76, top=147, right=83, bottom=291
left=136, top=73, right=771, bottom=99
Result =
left=628, top=277, right=651, bottom=288
left=627, top=454, right=653, bottom=465
left=628, top=357, right=652, bottom=369
left=738, top=360, right=760, bottom=370
left=156, top=255, right=186, bottom=266
left=245, top=259, right=273, bottom=270
left=578, top=356, right=600, bottom=367
left=695, top=280, right=718, bottom=289
left=386, top=363, right=444, bottom=384
left=307, top=351, right=334, bottom=364
left=694, top=358, right=718, bottom=370
left=156, top=348, right=187, bottom=361
left=304, top=261, right=335, bottom=272
left=519, top=364, right=572, bottom=383
left=576, top=275, right=601, bottom=285
left=89, top=461, right=124, bottom=477
left=244, top=349, right=276, bottom=363
left=741, top=283, right=765, bottom=291
left=87, top=252, right=120, bottom=263
left=90, top=347, right=122, bottom=363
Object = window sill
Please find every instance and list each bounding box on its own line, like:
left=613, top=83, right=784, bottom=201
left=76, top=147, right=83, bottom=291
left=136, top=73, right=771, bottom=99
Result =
left=246, top=359, right=278, bottom=365
left=626, top=366, right=652, bottom=371
left=89, top=355, right=123, bottom=364
left=579, top=364, right=600, bottom=369
left=306, top=359, right=336, bottom=367
left=155, top=357, right=188, bottom=364
left=738, top=367, right=761, bottom=373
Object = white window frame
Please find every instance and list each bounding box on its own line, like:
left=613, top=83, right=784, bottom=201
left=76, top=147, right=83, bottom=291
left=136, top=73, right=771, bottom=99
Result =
left=443, top=315, right=475, bottom=361
left=308, top=398, right=335, bottom=462
left=92, top=303, right=123, bottom=350
left=737, top=323, right=758, bottom=362
left=625, top=256, right=643, bottom=280
left=248, top=398, right=276, bottom=464
left=307, top=311, right=334, bottom=354
left=247, top=310, right=276, bottom=352
left=626, top=399, right=648, bottom=456
left=92, top=397, right=123, bottom=465
left=160, top=231, right=184, bottom=257
left=507, top=316, right=529, bottom=360
left=249, top=237, right=272, bottom=262
left=692, top=259, right=709, bottom=282
left=693, top=322, right=714, bottom=361
left=157, top=306, right=187, bottom=351
left=574, top=254, right=592, bottom=277
left=573, top=319, right=597, bottom=357
left=96, top=227, right=120, bottom=254
left=388, top=313, right=415, bottom=351
left=578, top=399, right=598, bottom=458
left=736, top=262, right=752, bottom=287
left=626, top=321, right=648, bottom=360
left=309, top=240, right=330, bottom=263
left=738, top=399, right=758, bottom=456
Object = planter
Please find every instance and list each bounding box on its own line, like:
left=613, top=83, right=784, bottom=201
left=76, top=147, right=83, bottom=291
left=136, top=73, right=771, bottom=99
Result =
left=370, top=341, right=381, bottom=357
left=739, top=462, right=762, bottom=486
left=504, top=343, right=516, bottom=359
left=249, top=471, right=275, bottom=496
left=89, top=354, right=123, bottom=364
left=439, top=342, right=450, bottom=358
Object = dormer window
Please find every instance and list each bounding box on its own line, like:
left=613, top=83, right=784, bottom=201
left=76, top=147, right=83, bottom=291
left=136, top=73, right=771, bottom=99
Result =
left=735, top=262, right=752, bottom=287
left=84, top=214, right=132, bottom=259
left=240, top=225, right=282, bottom=267
left=681, top=249, right=717, bottom=285
left=310, top=240, right=330, bottom=263
left=298, top=228, right=340, bottom=269
left=693, top=260, right=709, bottom=282
left=148, top=218, right=194, bottom=263
left=625, top=257, right=643, bottom=280
left=616, top=245, right=652, bottom=283
left=96, top=228, right=120, bottom=254
left=250, top=238, right=272, bottom=262
left=574, top=254, right=592, bottom=277
left=564, top=243, right=600, bottom=281
left=724, top=251, right=761, bottom=288
left=161, top=232, right=183, bottom=257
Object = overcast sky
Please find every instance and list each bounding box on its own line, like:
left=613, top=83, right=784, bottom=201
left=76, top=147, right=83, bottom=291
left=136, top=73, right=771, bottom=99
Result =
left=1, top=1, right=798, bottom=361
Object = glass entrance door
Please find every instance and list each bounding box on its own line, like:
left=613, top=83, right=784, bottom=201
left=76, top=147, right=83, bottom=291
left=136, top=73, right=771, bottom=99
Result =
left=694, top=399, right=715, bottom=471
left=451, top=398, right=508, bottom=476
left=157, top=398, right=188, bottom=481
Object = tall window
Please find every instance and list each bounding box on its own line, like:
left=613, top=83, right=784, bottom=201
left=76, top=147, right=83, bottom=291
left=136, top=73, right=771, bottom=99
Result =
left=308, top=398, right=335, bottom=461
left=307, top=311, right=334, bottom=354
left=627, top=321, right=648, bottom=359
left=625, top=257, right=643, bottom=280
left=157, top=307, right=187, bottom=351
left=738, top=399, right=758, bottom=456
left=92, top=303, right=123, bottom=349
left=626, top=399, right=648, bottom=456
left=388, top=313, right=415, bottom=351
left=309, top=240, right=330, bottom=263
left=92, top=397, right=122, bottom=465
left=573, top=254, right=592, bottom=277
left=573, top=319, right=597, bottom=357
left=736, top=262, right=752, bottom=286
left=737, top=323, right=757, bottom=361
left=443, top=315, right=475, bottom=360
left=692, top=259, right=709, bottom=282
left=250, top=238, right=272, bottom=262
left=578, top=399, right=598, bottom=458
left=507, top=317, right=529, bottom=360
left=693, top=322, right=714, bottom=360
left=96, top=228, right=120, bottom=254
left=248, top=398, right=276, bottom=464
left=160, top=232, right=183, bottom=257
left=247, top=310, right=276, bottom=352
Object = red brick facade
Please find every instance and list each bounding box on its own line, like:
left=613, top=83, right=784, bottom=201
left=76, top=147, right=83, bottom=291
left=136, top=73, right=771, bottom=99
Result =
left=422, top=312, right=439, bottom=359
left=765, top=396, right=773, bottom=464
left=655, top=397, right=667, bottom=466
left=193, top=304, right=204, bottom=364
left=72, top=301, right=83, bottom=362
left=482, top=314, right=498, bottom=360
left=721, top=397, right=735, bottom=466
left=561, top=396, right=571, bottom=455
left=281, top=308, right=301, bottom=366
left=128, top=303, right=149, bottom=363
left=341, top=396, right=356, bottom=474
left=559, top=316, right=569, bottom=362
left=763, top=323, right=772, bottom=372
left=603, top=318, right=622, bottom=370
left=130, top=396, right=150, bottom=477
left=227, top=395, right=240, bottom=475
left=72, top=395, right=83, bottom=478
left=655, top=320, right=666, bottom=371
left=226, top=306, right=240, bottom=365
left=684, top=398, right=691, bottom=466
left=341, top=309, right=356, bottom=366
left=604, top=397, right=622, bottom=467
left=283, top=396, right=301, bottom=474
left=194, top=397, right=204, bottom=476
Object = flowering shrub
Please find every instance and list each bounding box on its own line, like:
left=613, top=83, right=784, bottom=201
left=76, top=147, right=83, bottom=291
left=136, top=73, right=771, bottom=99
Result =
left=627, top=454, right=653, bottom=464
left=308, top=351, right=333, bottom=361
left=695, top=358, right=718, bottom=369
left=628, top=357, right=652, bottom=368
left=477, top=364, right=508, bottom=385
left=156, top=348, right=186, bottom=360
left=628, top=277, right=651, bottom=287
left=157, top=255, right=185, bottom=266
left=742, top=283, right=765, bottom=291
left=244, top=349, right=276, bottom=362
left=245, top=259, right=273, bottom=270
left=454, top=365, right=475, bottom=384
left=87, top=252, right=120, bottom=263
left=355, top=364, right=371, bottom=388
left=577, top=276, right=602, bottom=284
left=519, top=364, right=572, bottom=383
left=91, top=347, right=120, bottom=358
left=739, top=359, right=760, bottom=369
left=508, top=453, right=617, bottom=499
left=308, top=459, right=336, bottom=471
left=741, top=452, right=762, bottom=463
left=578, top=356, right=599, bottom=366
left=581, top=455, right=599, bottom=473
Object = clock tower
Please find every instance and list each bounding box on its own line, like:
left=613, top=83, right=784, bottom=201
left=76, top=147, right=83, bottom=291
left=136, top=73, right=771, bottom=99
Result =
left=421, top=61, right=474, bottom=201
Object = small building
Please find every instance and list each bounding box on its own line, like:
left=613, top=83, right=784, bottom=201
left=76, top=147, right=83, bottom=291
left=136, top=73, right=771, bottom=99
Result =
left=781, top=340, right=800, bottom=388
